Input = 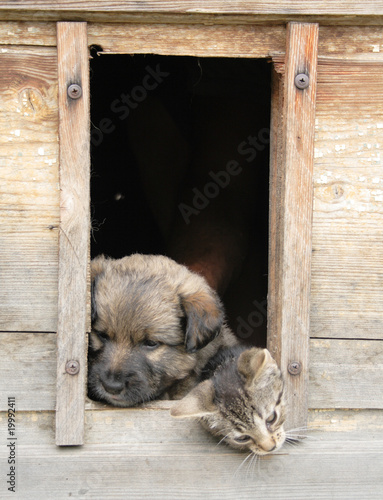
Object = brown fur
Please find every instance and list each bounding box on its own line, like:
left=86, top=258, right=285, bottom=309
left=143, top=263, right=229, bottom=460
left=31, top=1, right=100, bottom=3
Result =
left=88, top=254, right=237, bottom=407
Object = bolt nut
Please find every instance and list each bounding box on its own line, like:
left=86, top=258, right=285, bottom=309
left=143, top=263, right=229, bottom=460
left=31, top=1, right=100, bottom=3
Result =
left=288, top=361, right=302, bottom=376
left=67, top=83, right=82, bottom=100
left=65, top=360, right=80, bottom=375
left=294, top=73, right=309, bottom=90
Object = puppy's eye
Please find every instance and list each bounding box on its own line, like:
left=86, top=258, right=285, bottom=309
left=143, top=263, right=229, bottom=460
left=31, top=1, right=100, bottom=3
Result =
left=95, top=331, right=109, bottom=343
left=142, top=339, right=160, bottom=349
left=234, top=435, right=252, bottom=444
left=266, top=411, right=277, bottom=426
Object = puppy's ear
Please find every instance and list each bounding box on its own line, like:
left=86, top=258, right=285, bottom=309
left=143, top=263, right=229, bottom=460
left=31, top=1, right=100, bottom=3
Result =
left=170, top=380, right=217, bottom=418
left=90, top=255, right=106, bottom=323
left=180, top=289, right=224, bottom=353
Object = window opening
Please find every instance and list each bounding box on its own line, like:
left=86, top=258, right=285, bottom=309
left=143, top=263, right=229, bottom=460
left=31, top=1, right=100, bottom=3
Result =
left=90, top=53, right=271, bottom=347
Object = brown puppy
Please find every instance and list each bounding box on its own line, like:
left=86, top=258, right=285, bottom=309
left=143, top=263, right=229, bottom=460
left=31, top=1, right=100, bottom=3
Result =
left=88, top=254, right=237, bottom=407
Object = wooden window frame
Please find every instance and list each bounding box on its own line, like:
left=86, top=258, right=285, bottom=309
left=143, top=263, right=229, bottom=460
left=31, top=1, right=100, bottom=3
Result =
left=55, top=21, right=318, bottom=445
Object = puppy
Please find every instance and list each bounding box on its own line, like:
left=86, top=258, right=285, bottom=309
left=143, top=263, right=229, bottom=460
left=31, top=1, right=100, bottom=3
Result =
left=88, top=254, right=237, bottom=407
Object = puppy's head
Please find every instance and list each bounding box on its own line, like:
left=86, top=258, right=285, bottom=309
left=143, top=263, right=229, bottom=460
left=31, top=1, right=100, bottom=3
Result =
left=88, top=254, right=224, bottom=407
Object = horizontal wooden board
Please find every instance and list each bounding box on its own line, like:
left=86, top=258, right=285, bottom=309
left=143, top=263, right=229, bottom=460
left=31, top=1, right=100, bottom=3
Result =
left=0, top=46, right=59, bottom=332
left=1, top=333, right=382, bottom=411
left=0, top=407, right=382, bottom=499
left=0, top=1, right=382, bottom=26
left=1, top=23, right=382, bottom=65
left=0, top=21, right=56, bottom=46
left=88, top=23, right=285, bottom=57
left=309, top=339, right=383, bottom=409
left=0, top=332, right=56, bottom=411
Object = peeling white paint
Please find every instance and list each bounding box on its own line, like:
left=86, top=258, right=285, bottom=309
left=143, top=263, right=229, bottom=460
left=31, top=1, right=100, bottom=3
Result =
left=14, top=130, right=20, bottom=137
left=372, top=44, right=380, bottom=53
left=314, top=148, right=324, bottom=158
left=335, top=144, right=345, bottom=152
left=44, top=158, right=57, bottom=167
left=372, top=177, right=381, bottom=184
left=359, top=176, right=366, bottom=182
left=317, top=174, right=328, bottom=184
left=377, top=123, right=383, bottom=129
left=1, top=48, right=8, bottom=53
left=38, top=147, right=45, bottom=156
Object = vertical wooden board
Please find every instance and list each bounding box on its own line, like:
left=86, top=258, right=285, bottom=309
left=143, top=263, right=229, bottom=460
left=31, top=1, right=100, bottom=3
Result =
left=0, top=47, right=59, bottom=332
left=268, top=23, right=318, bottom=430
left=56, top=22, right=90, bottom=446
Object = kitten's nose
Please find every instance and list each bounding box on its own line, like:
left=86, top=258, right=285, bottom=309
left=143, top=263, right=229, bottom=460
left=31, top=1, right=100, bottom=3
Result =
left=100, top=372, right=124, bottom=395
left=259, top=438, right=276, bottom=453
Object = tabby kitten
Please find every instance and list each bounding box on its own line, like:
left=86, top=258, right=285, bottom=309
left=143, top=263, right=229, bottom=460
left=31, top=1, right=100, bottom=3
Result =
left=171, top=345, right=286, bottom=455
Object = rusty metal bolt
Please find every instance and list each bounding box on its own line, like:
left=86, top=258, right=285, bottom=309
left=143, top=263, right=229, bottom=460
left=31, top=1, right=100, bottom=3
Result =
left=66, top=360, right=80, bottom=375
left=67, top=83, right=82, bottom=100
left=288, top=361, right=302, bottom=376
left=294, top=73, right=309, bottom=90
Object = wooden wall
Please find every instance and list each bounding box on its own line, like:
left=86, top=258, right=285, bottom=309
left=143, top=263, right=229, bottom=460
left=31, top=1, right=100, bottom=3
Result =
left=0, top=22, right=382, bottom=418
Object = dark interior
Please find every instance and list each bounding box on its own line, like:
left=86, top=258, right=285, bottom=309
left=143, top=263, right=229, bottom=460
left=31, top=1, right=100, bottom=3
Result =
left=90, top=52, right=271, bottom=346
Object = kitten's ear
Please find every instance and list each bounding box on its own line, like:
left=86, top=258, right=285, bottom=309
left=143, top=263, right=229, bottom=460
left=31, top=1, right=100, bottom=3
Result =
left=238, top=348, right=276, bottom=386
left=180, top=289, right=224, bottom=353
left=170, top=380, right=217, bottom=418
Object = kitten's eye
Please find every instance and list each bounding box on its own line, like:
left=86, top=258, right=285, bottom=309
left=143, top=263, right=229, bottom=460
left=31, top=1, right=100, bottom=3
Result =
left=142, top=339, right=160, bottom=349
left=266, top=411, right=277, bottom=425
left=234, top=435, right=252, bottom=444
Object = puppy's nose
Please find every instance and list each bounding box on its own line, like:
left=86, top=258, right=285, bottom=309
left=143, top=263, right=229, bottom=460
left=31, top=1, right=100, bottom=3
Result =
left=100, top=372, right=124, bottom=395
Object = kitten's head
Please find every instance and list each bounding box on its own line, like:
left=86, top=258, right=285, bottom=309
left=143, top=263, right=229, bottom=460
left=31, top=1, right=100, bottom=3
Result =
left=171, top=347, right=286, bottom=455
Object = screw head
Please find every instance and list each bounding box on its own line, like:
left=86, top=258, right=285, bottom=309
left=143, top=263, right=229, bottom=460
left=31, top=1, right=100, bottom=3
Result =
left=288, top=361, right=302, bottom=376
left=65, top=360, right=80, bottom=375
left=67, top=83, right=82, bottom=100
left=294, top=73, right=309, bottom=90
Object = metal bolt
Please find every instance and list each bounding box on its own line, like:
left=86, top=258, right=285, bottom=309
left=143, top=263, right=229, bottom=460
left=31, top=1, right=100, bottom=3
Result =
left=66, top=360, right=80, bottom=375
left=294, top=73, right=309, bottom=90
left=67, top=83, right=82, bottom=99
left=288, top=361, right=302, bottom=376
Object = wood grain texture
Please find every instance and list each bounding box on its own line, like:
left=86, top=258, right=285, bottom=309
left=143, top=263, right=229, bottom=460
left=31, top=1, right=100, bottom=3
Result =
left=0, top=21, right=56, bottom=45
left=311, top=58, right=383, bottom=340
left=309, top=339, right=383, bottom=409
left=0, top=46, right=59, bottom=332
left=56, top=22, right=90, bottom=446
left=88, top=23, right=285, bottom=57
left=268, top=23, right=319, bottom=431
left=0, top=407, right=382, bottom=499
left=0, top=1, right=382, bottom=26
left=0, top=332, right=56, bottom=412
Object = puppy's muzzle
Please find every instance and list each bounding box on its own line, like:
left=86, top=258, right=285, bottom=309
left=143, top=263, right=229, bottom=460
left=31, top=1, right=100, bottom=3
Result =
left=100, top=370, right=128, bottom=396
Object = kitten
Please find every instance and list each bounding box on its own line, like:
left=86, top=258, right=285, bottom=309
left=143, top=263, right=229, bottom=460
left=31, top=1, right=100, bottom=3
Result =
left=171, top=345, right=286, bottom=455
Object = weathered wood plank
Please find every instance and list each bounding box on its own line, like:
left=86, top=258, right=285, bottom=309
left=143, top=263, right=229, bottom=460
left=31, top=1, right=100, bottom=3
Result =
left=311, top=59, right=383, bottom=340
left=309, top=339, right=383, bottom=409
left=0, top=1, right=383, bottom=26
left=0, top=21, right=56, bottom=45
left=0, top=407, right=382, bottom=499
left=56, top=21, right=90, bottom=446
left=88, top=23, right=285, bottom=57
left=0, top=46, right=59, bottom=332
left=0, top=332, right=56, bottom=412
left=268, top=22, right=318, bottom=431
